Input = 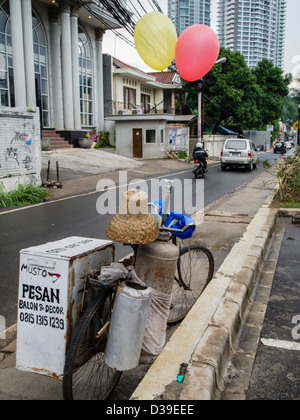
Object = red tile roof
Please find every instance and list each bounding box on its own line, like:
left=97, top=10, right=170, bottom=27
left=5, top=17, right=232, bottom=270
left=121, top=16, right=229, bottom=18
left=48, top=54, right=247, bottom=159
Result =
left=112, top=57, right=146, bottom=75
left=110, top=56, right=177, bottom=85
left=147, top=72, right=176, bottom=85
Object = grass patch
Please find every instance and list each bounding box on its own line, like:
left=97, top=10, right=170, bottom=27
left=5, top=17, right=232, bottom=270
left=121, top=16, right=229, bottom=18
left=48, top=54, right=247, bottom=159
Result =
left=276, top=198, right=300, bottom=209
left=0, top=183, right=50, bottom=208
left=271, top=191, right=300, bottom=209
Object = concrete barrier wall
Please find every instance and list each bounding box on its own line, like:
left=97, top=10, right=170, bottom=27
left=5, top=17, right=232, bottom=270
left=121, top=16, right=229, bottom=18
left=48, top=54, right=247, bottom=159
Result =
left=0, top=107, right=42, bottom=192
left=131, top=191, right=278, bottom=401
left=190, top=135, right=238, bottom=159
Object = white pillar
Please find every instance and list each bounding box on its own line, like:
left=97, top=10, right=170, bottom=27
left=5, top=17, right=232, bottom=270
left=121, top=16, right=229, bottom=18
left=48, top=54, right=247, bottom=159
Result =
left=10, top=0, right=27, bottom=107
left=60, top=2, right=74, bottom=130
left=96, top=29, right=105, bottom=132
left=49, top=6, right=63, bottom=130
left=22, top=0, right=36, bottom=107
left=71, top=5, right=81, bottom=130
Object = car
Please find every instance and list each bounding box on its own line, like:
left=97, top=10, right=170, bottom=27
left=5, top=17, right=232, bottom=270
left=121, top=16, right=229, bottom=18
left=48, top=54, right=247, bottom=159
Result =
left=274, top=141, right=286, bottom=154
left=285, top=141, right=292, bottom=149
left=220, top=138, right=258, bottom=171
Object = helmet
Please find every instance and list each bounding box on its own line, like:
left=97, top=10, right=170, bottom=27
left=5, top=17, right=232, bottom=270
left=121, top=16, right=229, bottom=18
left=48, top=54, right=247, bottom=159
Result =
left=196, top=142, right=203, bottom=148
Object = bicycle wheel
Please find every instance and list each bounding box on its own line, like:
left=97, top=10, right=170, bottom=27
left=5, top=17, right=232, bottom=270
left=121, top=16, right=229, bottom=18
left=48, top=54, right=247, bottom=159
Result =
left=168, top=245, right=214, bottom=325
left=63, top=290, right=122, bottom=400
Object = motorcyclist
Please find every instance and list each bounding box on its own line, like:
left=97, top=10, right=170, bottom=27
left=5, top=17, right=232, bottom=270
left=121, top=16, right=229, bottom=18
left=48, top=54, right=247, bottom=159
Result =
left=193, top=142, right=208, bottom=172
left=280, top=142, right=286, bottom=155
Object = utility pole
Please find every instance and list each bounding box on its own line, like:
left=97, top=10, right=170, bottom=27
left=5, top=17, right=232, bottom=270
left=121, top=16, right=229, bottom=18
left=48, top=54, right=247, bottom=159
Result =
left=196, top=57, right=227, bottom=146
left=197, top=79, right=204, bottom=145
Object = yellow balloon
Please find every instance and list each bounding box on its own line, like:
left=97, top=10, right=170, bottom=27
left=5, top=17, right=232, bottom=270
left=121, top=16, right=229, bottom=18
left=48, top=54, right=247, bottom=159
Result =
left=134, top=12, right=177, bottom=71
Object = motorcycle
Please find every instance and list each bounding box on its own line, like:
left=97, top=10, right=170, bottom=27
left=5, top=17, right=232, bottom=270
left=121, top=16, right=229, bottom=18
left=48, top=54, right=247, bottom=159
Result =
left=193, top=159, right=206, bottom=179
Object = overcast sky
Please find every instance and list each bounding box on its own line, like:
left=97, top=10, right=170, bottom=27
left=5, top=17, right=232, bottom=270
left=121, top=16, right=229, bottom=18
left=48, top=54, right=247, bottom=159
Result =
left=102, top=0, right=300, bottom=78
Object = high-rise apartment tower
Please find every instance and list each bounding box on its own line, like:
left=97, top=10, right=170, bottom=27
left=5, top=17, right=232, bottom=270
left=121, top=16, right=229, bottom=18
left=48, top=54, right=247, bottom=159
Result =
left=217, top=0, right=286, bottom=69
left=168, top=0, right=211, bottom=34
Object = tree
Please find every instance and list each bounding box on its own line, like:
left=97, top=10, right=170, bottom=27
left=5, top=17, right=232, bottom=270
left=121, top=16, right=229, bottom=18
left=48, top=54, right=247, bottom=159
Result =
left=201, top=48, right=262, bottom=134
left=282, top=95, right=299, bottom=127
left=176, top=48, right=292, bottom=136
left=252, top=58, right=291, bottom=126
left=282, top=80, right=300, bottom=129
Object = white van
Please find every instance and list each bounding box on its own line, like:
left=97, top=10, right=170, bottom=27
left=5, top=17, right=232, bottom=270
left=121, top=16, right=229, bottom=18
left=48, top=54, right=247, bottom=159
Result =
left=220, top=138, right=258, bottom=171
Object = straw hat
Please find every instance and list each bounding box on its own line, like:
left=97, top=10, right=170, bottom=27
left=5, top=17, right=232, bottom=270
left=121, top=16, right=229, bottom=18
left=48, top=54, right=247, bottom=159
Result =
left=106, top=189, right=160, bottom=244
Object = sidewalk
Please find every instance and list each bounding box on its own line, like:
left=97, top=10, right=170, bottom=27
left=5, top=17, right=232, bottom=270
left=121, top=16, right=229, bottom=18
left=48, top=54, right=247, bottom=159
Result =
left=130, top=191, right=300, bottom=401
left=0, top=150, right=298, bottom=400
left=221, top=216, right=300, bottom=400
left=41, top=149, right=196, bottom=201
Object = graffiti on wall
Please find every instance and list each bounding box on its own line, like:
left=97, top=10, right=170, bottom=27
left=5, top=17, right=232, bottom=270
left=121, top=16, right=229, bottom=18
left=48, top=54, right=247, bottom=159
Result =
left=4, top=131, right=34, bottom=173
left=169, top=128, right=189, bottom=151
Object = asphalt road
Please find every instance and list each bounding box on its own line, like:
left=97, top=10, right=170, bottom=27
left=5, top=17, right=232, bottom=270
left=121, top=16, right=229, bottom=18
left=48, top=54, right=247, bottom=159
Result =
left=0, top=151, right=287, bottom=328
left=246, top=221, right=300, bottom=400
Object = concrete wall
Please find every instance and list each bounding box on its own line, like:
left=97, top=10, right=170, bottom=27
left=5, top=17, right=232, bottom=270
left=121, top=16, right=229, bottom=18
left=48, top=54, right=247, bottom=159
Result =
left=169, top=127, right=189, bottom=153
left=243, top=130, right=272, bottom=151
left=190, top=131, right=271, bottom=160
left=0, top=107, right=42, bottom=192
left=189, top=134, right=238, bottom=159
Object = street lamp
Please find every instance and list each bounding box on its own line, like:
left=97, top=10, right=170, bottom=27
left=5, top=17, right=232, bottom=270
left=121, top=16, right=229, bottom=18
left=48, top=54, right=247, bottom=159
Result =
left=215, top=57, right=227, bottom=65
left=197, top=57, right=227, bottom=144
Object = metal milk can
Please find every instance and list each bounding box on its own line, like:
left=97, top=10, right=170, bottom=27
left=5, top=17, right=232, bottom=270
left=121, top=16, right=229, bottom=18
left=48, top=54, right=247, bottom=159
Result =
left=134, top=240, right=179, bottom=294
left=104, top=281, right=152, bottom=371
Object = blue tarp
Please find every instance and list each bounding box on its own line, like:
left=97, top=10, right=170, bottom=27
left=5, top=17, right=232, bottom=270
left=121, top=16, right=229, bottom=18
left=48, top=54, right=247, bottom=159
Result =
left=217, top=125, right=238, bottom=135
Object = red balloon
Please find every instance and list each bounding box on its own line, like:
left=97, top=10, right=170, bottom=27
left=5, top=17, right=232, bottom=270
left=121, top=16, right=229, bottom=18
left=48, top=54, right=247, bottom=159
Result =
left=175, top=25, right=220, bottom=82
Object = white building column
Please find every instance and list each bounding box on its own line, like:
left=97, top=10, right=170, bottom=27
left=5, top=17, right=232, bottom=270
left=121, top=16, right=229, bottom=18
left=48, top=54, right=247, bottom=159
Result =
left=96, top=29, right=105, bottom=132
left=22, top=0, right=36, bottom=107
left=10, top=0, right=27, bottom=107
left=60, top=1, right=74, bottom=130
left=49, top=6, right=63, bottom=130
left=71, top=5, right=81, bottom=130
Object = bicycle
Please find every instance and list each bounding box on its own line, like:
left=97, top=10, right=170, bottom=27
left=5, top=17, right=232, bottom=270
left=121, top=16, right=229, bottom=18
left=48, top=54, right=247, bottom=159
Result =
left=62, top=181, right=214, bottom=400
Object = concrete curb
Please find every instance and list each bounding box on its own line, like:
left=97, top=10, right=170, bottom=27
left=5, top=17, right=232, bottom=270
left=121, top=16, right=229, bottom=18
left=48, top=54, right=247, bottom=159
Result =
left=131, top=191, right=279, bottom=401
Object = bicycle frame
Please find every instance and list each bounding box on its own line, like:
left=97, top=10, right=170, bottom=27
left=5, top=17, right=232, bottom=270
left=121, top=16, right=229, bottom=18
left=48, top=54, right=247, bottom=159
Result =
left=63, top=181, right=214, bottom=400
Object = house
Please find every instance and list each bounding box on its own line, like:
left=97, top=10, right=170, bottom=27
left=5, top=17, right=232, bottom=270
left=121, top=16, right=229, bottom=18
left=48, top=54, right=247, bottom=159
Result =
left=0, top=0, right=123, bottom=147
left=103, top=55, right=184, bottom=158
left=0, top=0, right=127, bottom=190
left=103, top=55, right=182, bottom=117
left=105, top=114, right=194, bottom=160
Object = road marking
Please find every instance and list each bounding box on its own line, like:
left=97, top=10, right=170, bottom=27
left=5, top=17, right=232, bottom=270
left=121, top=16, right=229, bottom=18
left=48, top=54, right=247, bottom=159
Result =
left=261, top=338, right=300, bottom=351
left=0, top=169, right=192, bottom=215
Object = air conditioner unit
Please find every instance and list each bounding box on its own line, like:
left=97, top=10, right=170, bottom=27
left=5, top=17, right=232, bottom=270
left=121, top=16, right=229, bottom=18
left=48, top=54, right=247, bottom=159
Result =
left=132, top=109, right=143, bottom=115
left=118, top=109, right=130, bottom=115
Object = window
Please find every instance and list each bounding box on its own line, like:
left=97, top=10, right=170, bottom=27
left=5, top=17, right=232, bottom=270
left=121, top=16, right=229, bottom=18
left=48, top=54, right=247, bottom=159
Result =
left=141, top=93, right=150, bottom=113
left=160, top=129, right=164, bottom=144
left=0, top=0, right=13, bottom=107
left=225, top=140, right=247, bottom=150
left=0, top=2, right=50, bottom=127
left=145, top=129, right=156, bottom=144
left=32, top=10, right=50, bottom=128
left=124, top=86, right=136, bottom=110
left=78, top=27, right=93, bottom=127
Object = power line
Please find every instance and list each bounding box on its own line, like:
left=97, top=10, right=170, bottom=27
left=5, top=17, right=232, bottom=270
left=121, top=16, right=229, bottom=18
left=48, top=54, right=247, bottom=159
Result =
left=146, top=0, right=157, bottom=12
left=127, top=0, right=143, bottom=20
left=77, top=0, right=136, bottom=47
left=135, top=0, right=148, bottom=14
left=78, top=0, right=171, bottom=68
left=151, top=0, right=163, bottom=13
